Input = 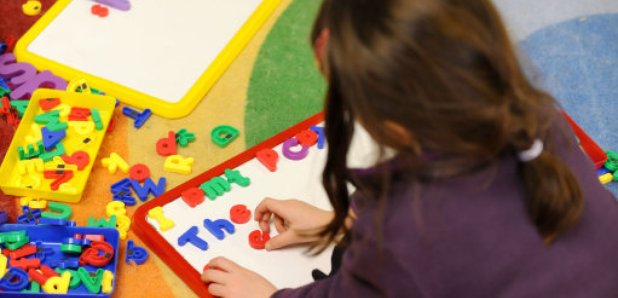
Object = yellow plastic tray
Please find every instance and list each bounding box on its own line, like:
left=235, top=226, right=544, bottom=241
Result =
left=0, top=89, right=115, bottom=203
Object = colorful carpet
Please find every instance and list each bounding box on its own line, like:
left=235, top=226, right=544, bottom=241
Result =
left=0, top=0, right=322, bottom=297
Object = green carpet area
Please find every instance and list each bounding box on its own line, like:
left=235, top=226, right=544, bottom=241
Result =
left=245, top=0, right=326, bottom=146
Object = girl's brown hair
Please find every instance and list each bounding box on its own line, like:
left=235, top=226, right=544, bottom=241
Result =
left=313, top=0, right=583, bottom=248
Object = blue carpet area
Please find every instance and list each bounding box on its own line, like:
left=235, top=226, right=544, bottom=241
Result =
left=518, top=14, right=618, bottom=196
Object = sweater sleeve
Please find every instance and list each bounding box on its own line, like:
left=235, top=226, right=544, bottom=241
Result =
left=272, top=202, right=423, bottom=297
left=271, top=238, right=423, bottom=298
left=272, top=273, right=338, bottom=298
left=272, top=265, right=382, bottom=298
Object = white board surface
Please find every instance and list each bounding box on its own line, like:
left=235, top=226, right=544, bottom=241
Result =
left=145, top=122, right=382, bottom=289
left=28, top=0, right=263, bottom=103
left=147, top=139, right=333, bottom=289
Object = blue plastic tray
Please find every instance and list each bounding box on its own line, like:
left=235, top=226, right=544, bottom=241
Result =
left=0, top=224, right=120, bottom=297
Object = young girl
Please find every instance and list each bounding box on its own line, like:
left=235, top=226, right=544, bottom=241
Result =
left=202, top=0, right=618, bottom=297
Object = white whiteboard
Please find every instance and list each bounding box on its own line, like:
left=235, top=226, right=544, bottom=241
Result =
left=147, top=137, right=334, bottom=289
left=145, top=123, right=381, bottom=289
left=17, top=0, right=281, bottom=118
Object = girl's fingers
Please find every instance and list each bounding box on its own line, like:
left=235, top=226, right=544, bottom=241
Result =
left=260, top=213, right=271, bottom=233
left=274, top=215, right=286, bottom=234
left=265, top=231, right=296, bottom=251
left=207, top=283, right=227, bottom=297
left=254, top=198, right=273, bottom=221
left=209, top=257, right=239, bottom=273
left=201, top=267, right=228, bottom=284
left=254, top=198, right=286, bottom=222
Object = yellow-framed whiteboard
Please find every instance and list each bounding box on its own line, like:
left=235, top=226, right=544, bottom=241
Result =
left=15, top=0, right=282, bottom=119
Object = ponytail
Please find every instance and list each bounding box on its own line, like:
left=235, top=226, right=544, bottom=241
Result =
left=517, top=138, right=583, bottom=244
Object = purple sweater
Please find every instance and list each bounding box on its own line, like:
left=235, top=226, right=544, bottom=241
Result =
left=274, top=119, right=618, bottom=297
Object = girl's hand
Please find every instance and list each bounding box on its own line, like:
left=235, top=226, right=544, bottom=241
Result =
left=254, top=198, right=334, bottom=250
left=202, top=257, right=276, bottom=298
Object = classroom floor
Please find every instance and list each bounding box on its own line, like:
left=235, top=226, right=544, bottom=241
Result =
left=0, top=0, right=616, bottom=297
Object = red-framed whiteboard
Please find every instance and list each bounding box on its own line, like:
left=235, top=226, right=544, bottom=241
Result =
left=133, top=113, right=333, bottom=297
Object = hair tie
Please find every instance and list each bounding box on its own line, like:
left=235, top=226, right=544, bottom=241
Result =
left=518, top=139, right=544, bottom=162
